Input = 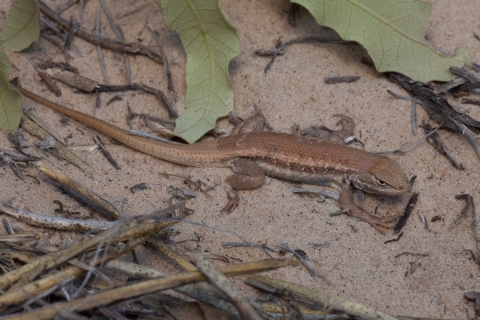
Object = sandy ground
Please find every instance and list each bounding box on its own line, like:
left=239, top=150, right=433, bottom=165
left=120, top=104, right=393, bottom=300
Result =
left=1, top=0, right=480, bottom=318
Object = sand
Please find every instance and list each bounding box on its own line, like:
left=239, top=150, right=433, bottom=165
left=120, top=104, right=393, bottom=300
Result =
left=1, top=0, right=479, bottom=318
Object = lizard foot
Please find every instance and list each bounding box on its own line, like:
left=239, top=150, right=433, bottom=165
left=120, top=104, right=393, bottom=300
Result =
left=226, top=158, right=265, bottom=190
left=345, top=206, right=394, bottom=234
left=329, top=114, right=356, bottom=145
left=338, top=185, right=395, bottom=233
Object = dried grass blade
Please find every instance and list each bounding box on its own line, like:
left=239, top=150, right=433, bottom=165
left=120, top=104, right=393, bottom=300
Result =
left=21, top=113, right=101, bottom=180
left=36, top=162, right=128, bottom=220
left=245, top=275, right=399, bottom=320
left=5, top=259, right=297, bottom=320
left=191, top=254, right=263, bottom=320
left=0, top=204, right=115, bottom=231
left=0, top=219, right=175, bottom=309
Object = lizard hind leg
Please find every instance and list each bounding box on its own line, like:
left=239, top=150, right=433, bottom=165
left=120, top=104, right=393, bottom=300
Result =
left=230, top=115, right=265, bottom=135
left=226, top=158, right=265, bottom=190
left=329, top=114, right=356, bottom=145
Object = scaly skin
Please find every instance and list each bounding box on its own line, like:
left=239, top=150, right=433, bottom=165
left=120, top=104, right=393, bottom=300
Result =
left=17, top=87, right=410, bottom=232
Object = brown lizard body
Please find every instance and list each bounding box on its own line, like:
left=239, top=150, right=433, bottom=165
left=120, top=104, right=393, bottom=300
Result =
left=17, top=87, right=410, bottom=232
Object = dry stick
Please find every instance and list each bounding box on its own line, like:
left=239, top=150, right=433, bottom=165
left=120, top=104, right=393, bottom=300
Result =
left=420, top=123, right=465, bottom=170
left=245, top=275, right=399, bottom=320
left=149, top=239, right=227, bottom=298
left=79, top=0, right=85, bottom=23
left=0, top=206, right=176, bottom=291
left=411, top=97, right=417, bottom=135
left=393, top=193, right=419, bottom=232
left=462, top=98, right=480, bottom=107
left=115, top=4, right=151, bottom=20
left=104, top=259, right=239, bottom=316
left=38, top=0, right=163, bottom=64
left=146, top=26, right=174, bottom=92
left=385, top=89, right=480, bottom=156
left=139, top=84, right=178, bottom=118
left=449, top=66, right=480, bottom=84
left=20, top=276, right=76, bottom=312
left=264, top=37, right=350, bottom=72
left=94, top=135, right=121, bottom=170
left=26, top=55, right=62, bottom=96
left=95, top=10, right=110, bottom=85
left=158, top=172, right=213, bottom=199
left=21, top=114, right=101, bottom=180
left=36, top=162, right=128, bottom=220
left=0, top=221, right=174, bottom=310
left=22, top=107, right=66, bottom=144
left=452, top=194, right=475, bottom=227
left=39, top=33, right=72, bottom=62
left=433, top=77, right=466, bottom=94
left=374, top=121, right=444, bottom=155
left=3, top=217, right=15, bottom=235
left=276, top=242, right=332, bottom=285
left=55, top=0, right=79, bottom=13
left=63, top=19, right=79, bottom=49
left=324, top=76, right=360, bottom=84
left=5, top=259, right=297, bottom=320
left=391, top=74, right=479, bottom=130
left=191, top=254, right=264, bottom=320
left=0, top=204, right=116, bottom=232
left=99, top=0, right=131, bottom=85
left=40, top=17, right=83, bottom=58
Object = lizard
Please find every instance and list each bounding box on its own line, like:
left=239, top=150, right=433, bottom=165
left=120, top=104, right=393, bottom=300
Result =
left=16, top=86, right=411, bottom=232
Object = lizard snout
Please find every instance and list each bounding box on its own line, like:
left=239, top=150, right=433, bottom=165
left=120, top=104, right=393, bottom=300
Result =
left=369, top=157, right=410, bottom=195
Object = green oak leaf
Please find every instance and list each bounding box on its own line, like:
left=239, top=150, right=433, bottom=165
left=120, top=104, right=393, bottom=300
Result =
left=1, top=0, right=40, bottom=52
left=0, top=45, right=22, bottom=132
left=159, top=0, right=240, bottom=143
left=293, top=0, right=472, bottom=83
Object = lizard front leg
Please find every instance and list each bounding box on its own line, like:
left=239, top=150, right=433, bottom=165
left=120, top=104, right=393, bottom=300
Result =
left=227, top=115, right=267, bottom=190
left=338, top=185, right=394, bottom=233
left=226, top=158, right=265, bottom=190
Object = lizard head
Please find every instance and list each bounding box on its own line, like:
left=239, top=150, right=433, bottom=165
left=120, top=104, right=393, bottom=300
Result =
left=350, top=156, right=410, bottom=195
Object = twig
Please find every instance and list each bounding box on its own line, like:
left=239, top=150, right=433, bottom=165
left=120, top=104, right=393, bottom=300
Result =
left=386, top=89, right=480, bottom=157
left=55, top=0, right=78, bottom=13
left=411, top=97, right=417, bottom=135
left=146, top=26, right=174, bottom=93
left=393, top=193, right=419, bottom=232
left=4, top=259, right=296, bottom=320
left=276, top=242, right=331, bottom=285
left=245, top=275, right=399, bottom=320
left=462, top=98, right=480, bottom=107
left=264, top=37, right=350, bottom=73
left=94, top=135, right=120, bottom=170
left=36, top=162, right=128, bottom=220
left=21, top=112, right=101, bottom=180
left=191, top=254, right=264, bottom=320
left=104, top=259, right=239, bottom=316
left=420, top=122, right=464, bottom=170
left=99, top=0, right=131, bottom=84
left=95, top=10, right=110, bottom=85
left=324, top=76, right=360, bottom=84
left=39, top=1, right=163, bottom=64
left=0, top=206, right=177, bottom=291
left=0, top=204, right=116, bottom=231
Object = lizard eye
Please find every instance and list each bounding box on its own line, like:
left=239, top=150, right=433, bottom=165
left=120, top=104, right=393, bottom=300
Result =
left=376, top=179, right=386, bottom=186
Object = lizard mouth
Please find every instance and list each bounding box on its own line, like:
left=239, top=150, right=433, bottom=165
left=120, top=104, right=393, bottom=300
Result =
left=351, top=180, right=409, bottom=195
